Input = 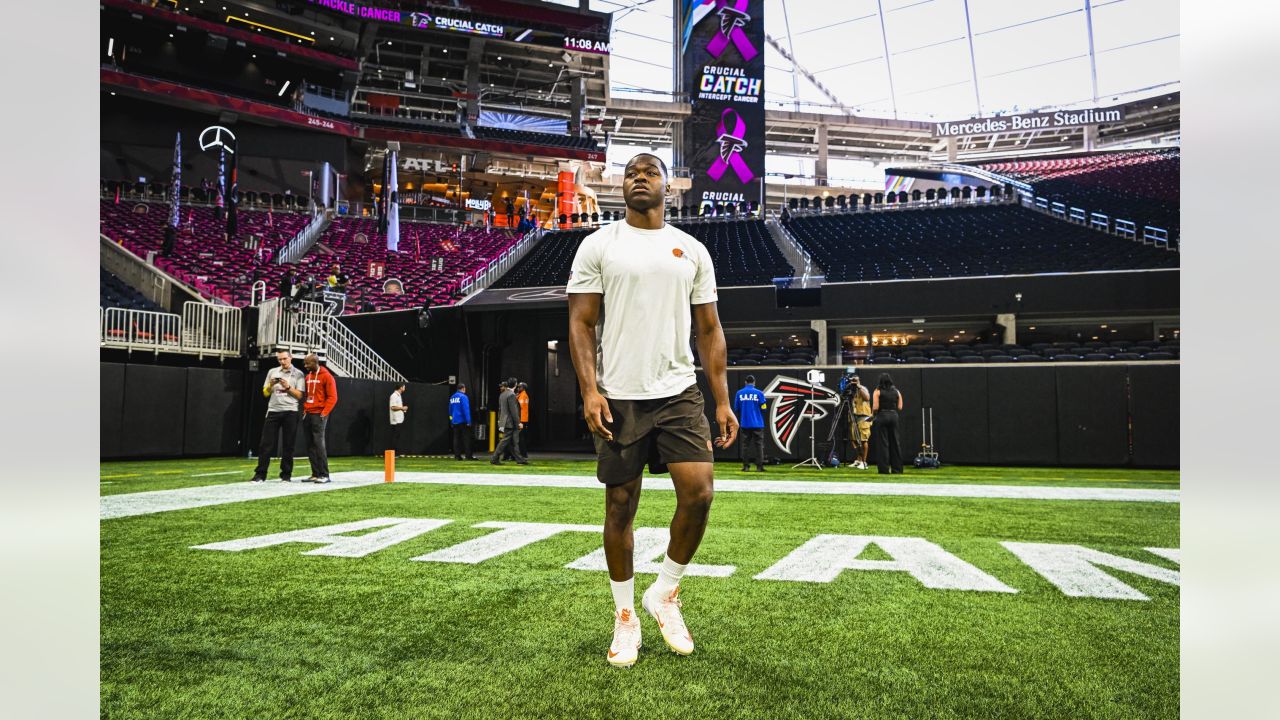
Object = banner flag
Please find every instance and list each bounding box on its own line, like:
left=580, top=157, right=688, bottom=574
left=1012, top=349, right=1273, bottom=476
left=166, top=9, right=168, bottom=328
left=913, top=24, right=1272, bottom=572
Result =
left=387, top=151, right=400, bottom=252
left=378, top=156, right=390, bottom=236
left=215, top=148, right=226, bottom=219
left=226, top=148, right=239, bottom=237
left=169, top=132, right=181, bottom=228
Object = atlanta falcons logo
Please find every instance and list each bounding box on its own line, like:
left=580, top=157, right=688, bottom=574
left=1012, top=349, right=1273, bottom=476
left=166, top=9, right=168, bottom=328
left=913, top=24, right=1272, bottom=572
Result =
left=762, top=376, right=839, bottom=454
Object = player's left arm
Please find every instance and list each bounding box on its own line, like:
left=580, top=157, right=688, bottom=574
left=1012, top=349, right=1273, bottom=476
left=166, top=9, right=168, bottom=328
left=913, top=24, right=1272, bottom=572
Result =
left=693, top=302, right=737, bottom=448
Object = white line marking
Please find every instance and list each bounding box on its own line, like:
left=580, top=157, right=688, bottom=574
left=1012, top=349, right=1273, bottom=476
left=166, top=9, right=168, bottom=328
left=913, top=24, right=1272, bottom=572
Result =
left=373, top=472, right=1179, bottom=503
left=100, top=471, right=1178, bottom=520
left=100, top=478, right=385, bottom=520
left=192, top=470, right=246, bottom=477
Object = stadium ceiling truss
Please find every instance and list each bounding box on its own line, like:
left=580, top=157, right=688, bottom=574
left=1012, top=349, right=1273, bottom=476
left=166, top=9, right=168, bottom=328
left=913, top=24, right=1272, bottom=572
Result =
left=153, top=1, right=1178, bottom=214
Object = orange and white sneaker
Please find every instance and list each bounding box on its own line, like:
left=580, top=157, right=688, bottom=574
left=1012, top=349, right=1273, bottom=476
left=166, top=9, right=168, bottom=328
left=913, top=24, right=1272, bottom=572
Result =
left=607, top=608, right=642, bottom=668
left=642, top=585, right=694, bottom=656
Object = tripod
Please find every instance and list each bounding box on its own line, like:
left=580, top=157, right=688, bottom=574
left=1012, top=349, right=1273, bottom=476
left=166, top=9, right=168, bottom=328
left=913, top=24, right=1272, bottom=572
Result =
left=792, top=382, right=824, bottom=469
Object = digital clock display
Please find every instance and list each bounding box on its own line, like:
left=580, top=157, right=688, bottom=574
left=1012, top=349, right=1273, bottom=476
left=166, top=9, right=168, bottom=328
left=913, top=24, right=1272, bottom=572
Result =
left=563, top=36, right=611, bottom=55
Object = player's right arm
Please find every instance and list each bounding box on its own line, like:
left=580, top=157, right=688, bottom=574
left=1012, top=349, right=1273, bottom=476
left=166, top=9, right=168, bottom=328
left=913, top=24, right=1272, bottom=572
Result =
left=568, top=292, right=613, bottom=442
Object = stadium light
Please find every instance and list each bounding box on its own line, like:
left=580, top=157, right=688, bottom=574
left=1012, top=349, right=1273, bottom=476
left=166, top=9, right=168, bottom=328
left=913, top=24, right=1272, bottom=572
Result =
left=278, top=80, right=290, bottom=97
left=107, top=37, right=114, bottom=55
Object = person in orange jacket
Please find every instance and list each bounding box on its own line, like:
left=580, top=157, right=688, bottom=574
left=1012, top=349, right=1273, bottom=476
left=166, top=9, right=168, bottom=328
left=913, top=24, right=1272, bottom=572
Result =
left=516, top=382, right=531, bottom=458
left=302, top=353, right=338, bottom=483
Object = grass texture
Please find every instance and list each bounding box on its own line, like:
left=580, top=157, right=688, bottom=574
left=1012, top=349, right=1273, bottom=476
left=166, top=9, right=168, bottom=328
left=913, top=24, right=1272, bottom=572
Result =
left=101, top=458, right=1178, bottom=719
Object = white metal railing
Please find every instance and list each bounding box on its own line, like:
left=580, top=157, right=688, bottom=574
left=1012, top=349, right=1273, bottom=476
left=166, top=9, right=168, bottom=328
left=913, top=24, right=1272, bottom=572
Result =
left=102, top=307, right=181, bottom=352
left=1050, top=201, right=1066, bottom=218
left=1024, top=194, right=1178, bottom=252
left=324, top=318, right=407, bottom=382
left=250, top=280, right=267, bottom=306
left=101, top=302, right=242, bottom=357
left=276, top=209, right=329, bottom=265
left=781, top=190, right=1016, bottom=219
left=257, top=298, right=328, bottom=353
left=463, top=227, right=543, bottom=296
left=181, top=303, right=242, bottom=356
left=255, top=298, right=405, bottom=381
left=1144, top=225, right=1170, bottom=249
left=765, top=214, right=818, bottom=282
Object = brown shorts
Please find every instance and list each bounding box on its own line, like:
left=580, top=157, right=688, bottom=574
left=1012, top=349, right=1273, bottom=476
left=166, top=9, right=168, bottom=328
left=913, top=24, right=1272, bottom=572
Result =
left=593, top=384, right=715, bottom=485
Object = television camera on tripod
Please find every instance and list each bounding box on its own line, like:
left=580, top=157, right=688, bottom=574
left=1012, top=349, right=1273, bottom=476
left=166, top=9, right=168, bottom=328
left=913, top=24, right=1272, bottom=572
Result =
left=825, top=368, right=873, bottom=469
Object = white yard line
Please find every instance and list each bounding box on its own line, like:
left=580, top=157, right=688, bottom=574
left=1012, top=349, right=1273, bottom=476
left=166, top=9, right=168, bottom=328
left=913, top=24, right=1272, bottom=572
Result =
left=377, top=472, right=1179, bottom=503
left=100, top=477, right=385, bottom=520
left=100, top=471, right=1178, bottom=520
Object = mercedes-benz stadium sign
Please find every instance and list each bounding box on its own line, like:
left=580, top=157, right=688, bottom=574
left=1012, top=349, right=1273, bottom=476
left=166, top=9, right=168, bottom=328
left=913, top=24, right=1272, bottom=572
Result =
left=932, top=105, right=1127, bottom=137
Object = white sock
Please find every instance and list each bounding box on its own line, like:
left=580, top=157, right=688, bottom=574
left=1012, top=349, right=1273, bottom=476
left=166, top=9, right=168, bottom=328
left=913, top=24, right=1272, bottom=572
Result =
left=610, top=577, right=634, bottom=616
left=652, top=555, right=688, bottom=597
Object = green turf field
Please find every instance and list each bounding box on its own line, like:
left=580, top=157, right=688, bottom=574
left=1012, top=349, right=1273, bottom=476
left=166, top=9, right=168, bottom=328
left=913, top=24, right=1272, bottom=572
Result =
left=101, top=458, right=1178, bottom=719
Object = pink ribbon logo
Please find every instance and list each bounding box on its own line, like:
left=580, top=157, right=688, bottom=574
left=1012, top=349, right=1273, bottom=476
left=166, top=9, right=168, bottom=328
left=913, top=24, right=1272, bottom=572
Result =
left=706, top=0, right=758, bottom=61
left=707, top=107, right=754, bottom=184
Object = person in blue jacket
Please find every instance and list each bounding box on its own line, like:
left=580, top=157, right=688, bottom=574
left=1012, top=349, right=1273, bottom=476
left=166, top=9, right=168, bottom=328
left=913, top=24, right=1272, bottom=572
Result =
left=732, top=375, right=768, bottom=471
left=448, top=384, right=476, bottom=460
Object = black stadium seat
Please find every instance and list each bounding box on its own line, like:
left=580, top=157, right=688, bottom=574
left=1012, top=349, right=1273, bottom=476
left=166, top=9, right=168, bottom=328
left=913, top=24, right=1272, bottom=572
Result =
left=491, top=219, right=792, bottom=289
left=781, top=204, right=1177, bottom=283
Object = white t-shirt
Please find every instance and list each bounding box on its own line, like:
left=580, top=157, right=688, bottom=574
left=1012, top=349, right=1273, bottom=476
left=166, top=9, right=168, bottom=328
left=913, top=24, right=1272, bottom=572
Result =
left=566, top=220, right=718, bottom=400
left=389, top=391, right=404, bottom=425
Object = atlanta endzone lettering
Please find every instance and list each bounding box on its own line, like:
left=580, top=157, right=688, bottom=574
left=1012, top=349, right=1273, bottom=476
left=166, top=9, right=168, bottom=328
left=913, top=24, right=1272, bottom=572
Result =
left=192, top=518, right=1180, bottom=601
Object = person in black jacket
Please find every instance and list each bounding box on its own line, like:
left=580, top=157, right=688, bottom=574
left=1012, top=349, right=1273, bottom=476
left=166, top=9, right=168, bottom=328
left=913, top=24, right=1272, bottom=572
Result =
left=872, top=373, right=904, bottom=474
left=491, top=381, right=528, bottom=465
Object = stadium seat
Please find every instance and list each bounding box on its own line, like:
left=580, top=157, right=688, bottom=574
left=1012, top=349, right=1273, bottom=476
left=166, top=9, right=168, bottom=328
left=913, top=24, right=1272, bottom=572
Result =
left=782, top=204, right=1177, bottom=283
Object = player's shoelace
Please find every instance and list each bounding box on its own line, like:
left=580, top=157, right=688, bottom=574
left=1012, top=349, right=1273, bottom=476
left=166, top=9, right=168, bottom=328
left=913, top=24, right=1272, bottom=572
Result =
left=655, top=588, right=688, bottom=636
left=613, top=611, right=640, bottom=647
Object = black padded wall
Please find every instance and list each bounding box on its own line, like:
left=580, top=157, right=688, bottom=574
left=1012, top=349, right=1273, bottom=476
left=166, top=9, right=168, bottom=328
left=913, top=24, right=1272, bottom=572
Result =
left=101, top=363, right=126, bottom=459
left=120, top=365, right=188, bottom=457
left=920, top=367, right=990, bottom=464
left=988, top=366, right=1058, bottom=465
left=182, top=368, right=245, bottom=456
left=1129, top=364, right=1179, bottom=468
left=1056, top=365, right=1130, bottom=466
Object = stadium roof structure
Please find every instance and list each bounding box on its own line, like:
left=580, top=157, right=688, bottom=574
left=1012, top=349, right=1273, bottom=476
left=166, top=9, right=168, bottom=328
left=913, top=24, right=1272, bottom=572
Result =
left=104, top=0, right=1179, bottom=215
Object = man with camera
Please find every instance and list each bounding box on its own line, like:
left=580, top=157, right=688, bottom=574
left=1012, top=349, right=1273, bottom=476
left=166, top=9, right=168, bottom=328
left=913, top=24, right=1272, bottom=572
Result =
left=838, top=370, right=872, bottom=470
left=250, top=349, right=306, bottom=483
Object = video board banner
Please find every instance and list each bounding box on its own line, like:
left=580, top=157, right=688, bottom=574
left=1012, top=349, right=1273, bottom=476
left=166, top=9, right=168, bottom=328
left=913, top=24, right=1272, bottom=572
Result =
left=681, top=0, right=765, bottom=213
left=306, top=0, right=610, bottom=54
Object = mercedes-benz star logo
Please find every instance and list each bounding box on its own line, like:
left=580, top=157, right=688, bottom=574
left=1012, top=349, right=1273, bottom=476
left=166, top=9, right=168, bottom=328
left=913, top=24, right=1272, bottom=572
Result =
left=199, top=125, right=237, bottom=154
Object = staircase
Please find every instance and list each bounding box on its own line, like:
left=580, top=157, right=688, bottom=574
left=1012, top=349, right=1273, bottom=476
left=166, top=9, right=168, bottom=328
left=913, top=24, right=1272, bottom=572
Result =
left=765, top=215, right=824, bottom=288
left=276, top=208, right=332, bottom=264
left=256, top=298, right=406, bottom=382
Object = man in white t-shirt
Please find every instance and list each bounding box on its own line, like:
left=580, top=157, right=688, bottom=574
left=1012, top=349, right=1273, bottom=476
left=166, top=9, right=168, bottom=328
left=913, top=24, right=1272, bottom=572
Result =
left=567, top=152, right=739, bottom=669
left=388, top=383, right=408, bottom=454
